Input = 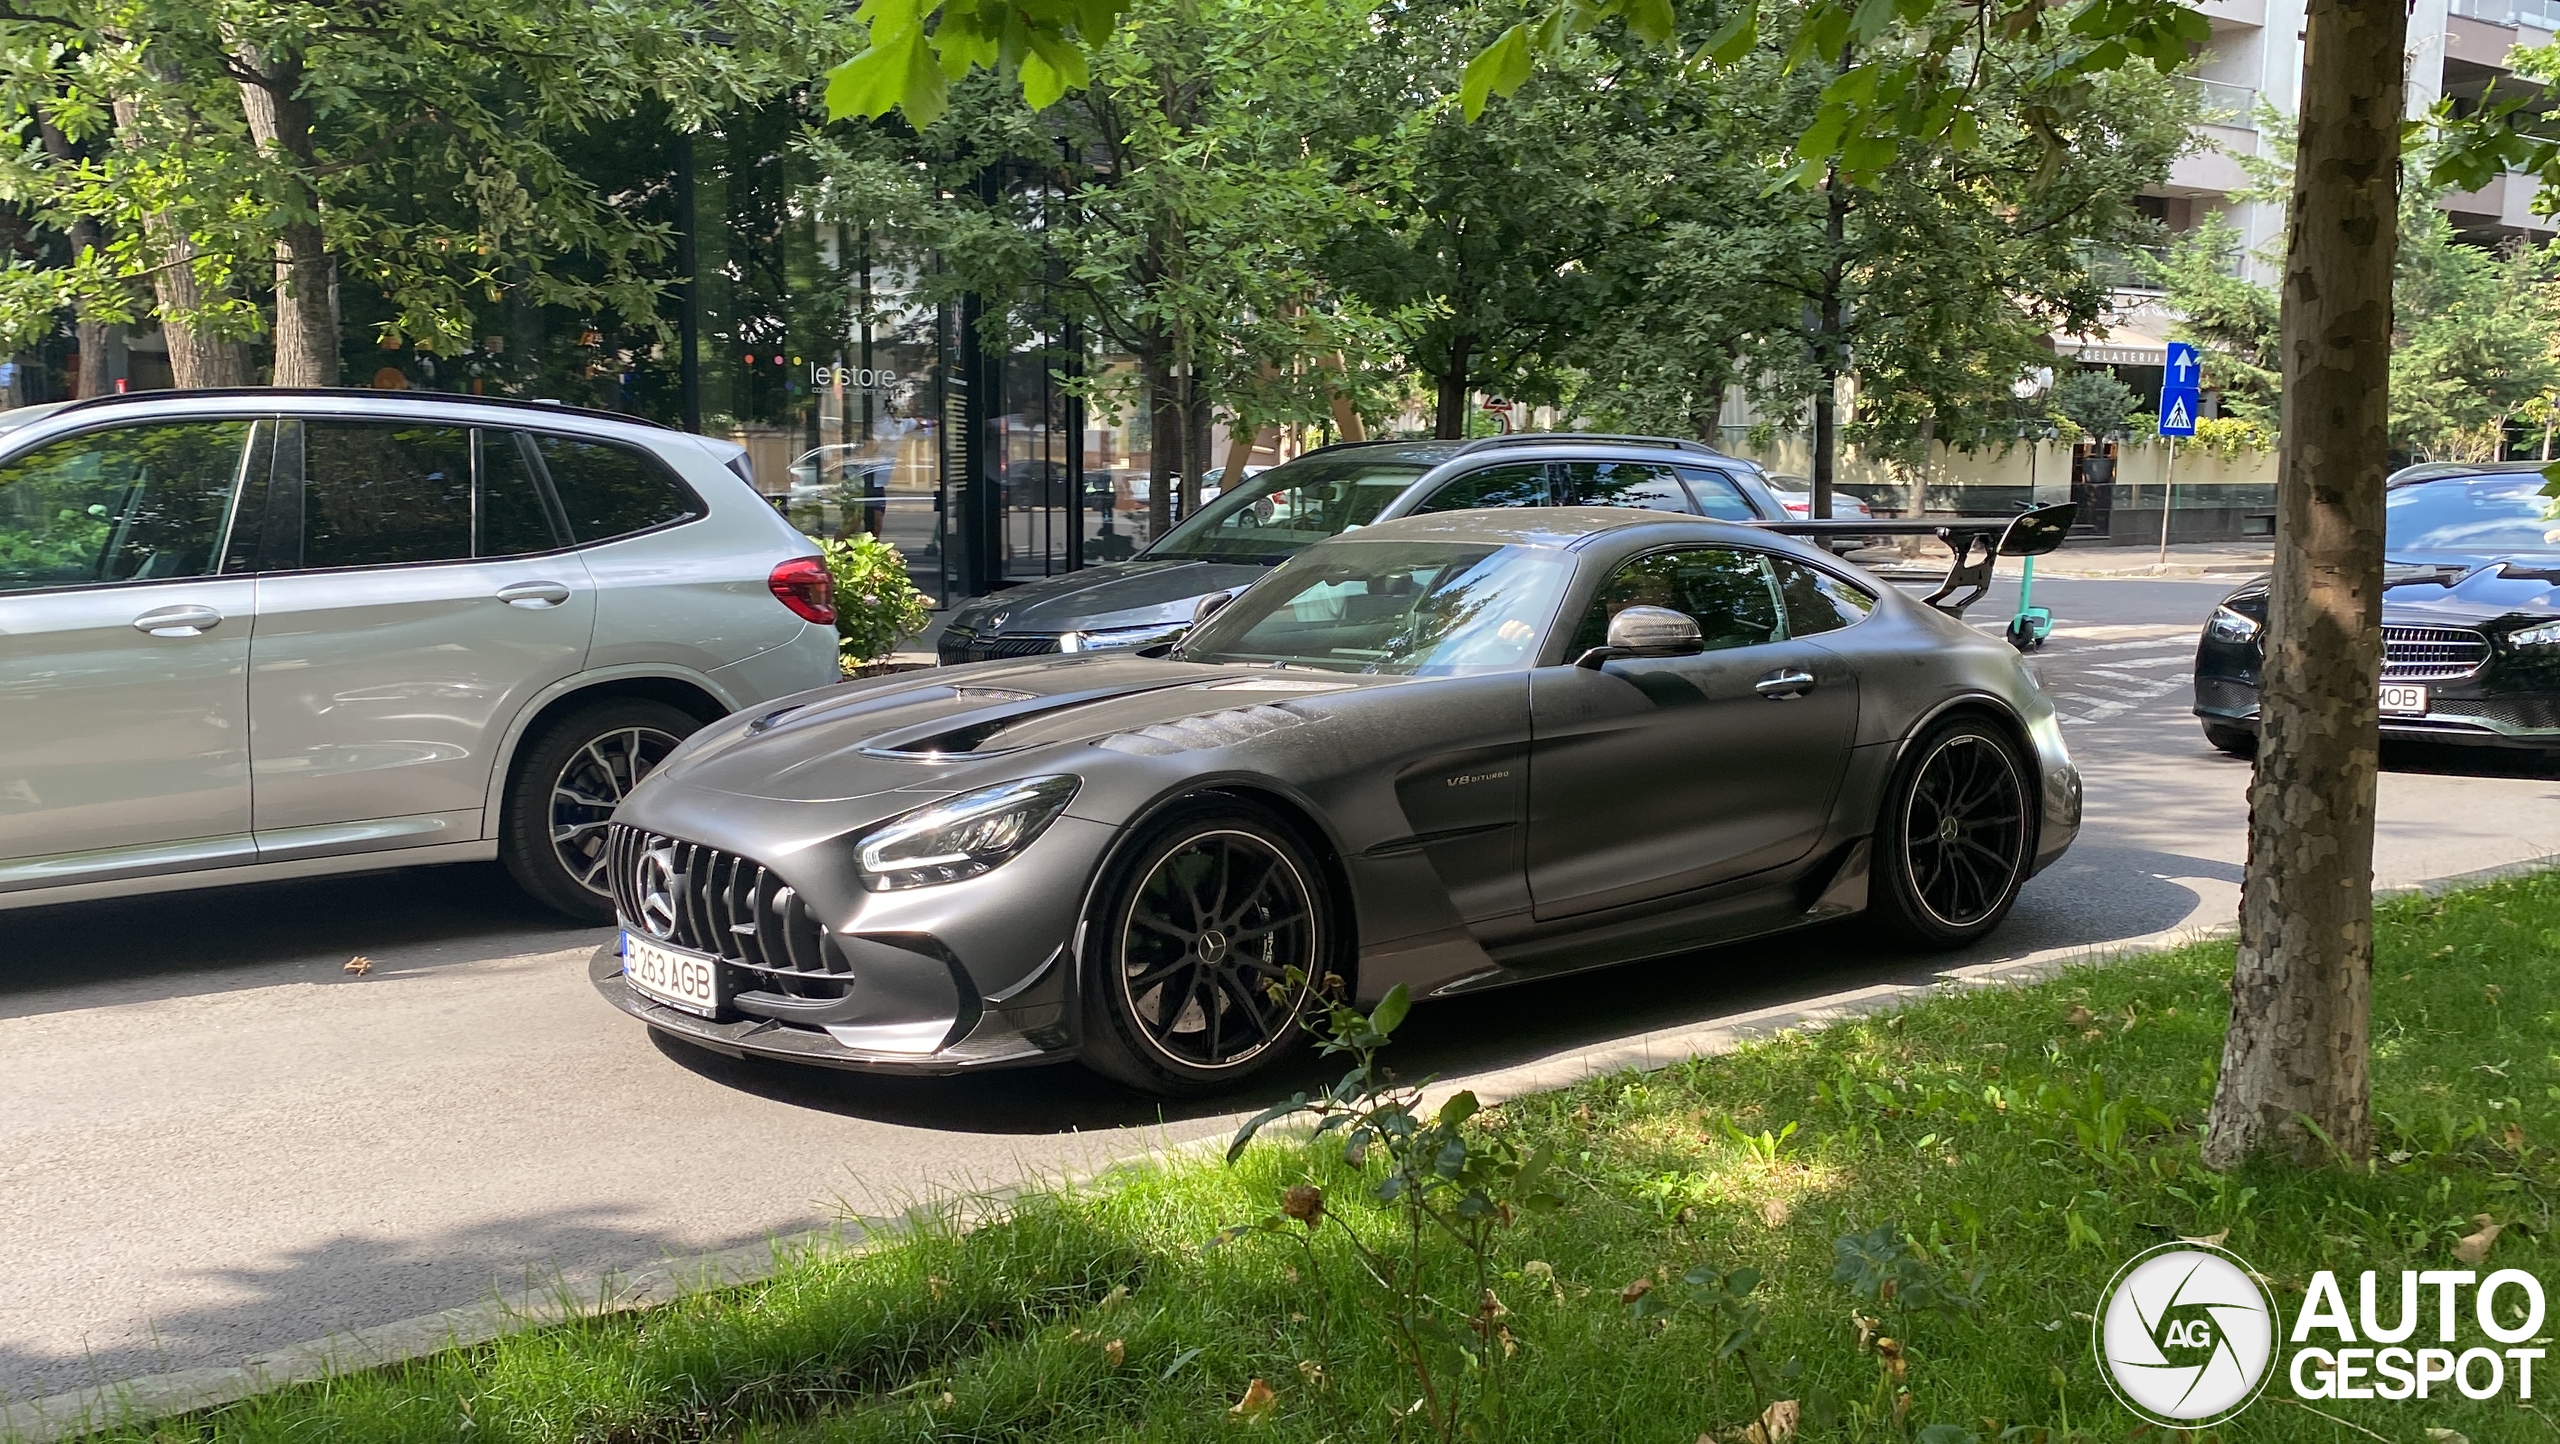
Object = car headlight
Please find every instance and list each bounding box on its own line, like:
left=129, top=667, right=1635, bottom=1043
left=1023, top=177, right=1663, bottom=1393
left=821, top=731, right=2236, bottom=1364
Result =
left=2205, top=604, right=2262, bottom=643
left=2512, top=620, right=2560, bottom=648
left=1059, top=623, right=1184, bottom=653
left=856, top=776, right=1080, bottom=890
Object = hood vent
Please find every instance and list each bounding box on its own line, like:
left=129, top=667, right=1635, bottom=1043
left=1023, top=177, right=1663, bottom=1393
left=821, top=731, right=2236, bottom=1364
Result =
left=1097, top=703, right=1307, bottom=756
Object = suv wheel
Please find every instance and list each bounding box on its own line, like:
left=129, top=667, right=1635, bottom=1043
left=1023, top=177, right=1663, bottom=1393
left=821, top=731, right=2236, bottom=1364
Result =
left=501, top=698, right=699, bottom=921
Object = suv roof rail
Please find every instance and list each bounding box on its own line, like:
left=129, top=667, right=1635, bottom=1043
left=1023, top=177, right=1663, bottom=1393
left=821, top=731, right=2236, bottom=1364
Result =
left=1453, top=432, right=1723, bottom=457
left=1294, top=437, right=1408, bottom=459
left=35, top=386, right=672, bottom=432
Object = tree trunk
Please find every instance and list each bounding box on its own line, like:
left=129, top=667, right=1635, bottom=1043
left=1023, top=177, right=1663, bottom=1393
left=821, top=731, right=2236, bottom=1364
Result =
left=69, top=219, right=112, bottom=399
left=2201, top=0, right=2402, bottom=1171
left=1146, top=360, right=1178, bottom=543
left=1433, top=335, right=1474, bottom=440
left=107, top=93, right=255, bottom=388
left=1184, top=386, right=1213, bottom=517
left=234, top=46, right=339, bottom=386
left=1810, top=168, right=1848, bottom=521
left=1327, top=352, right=1366, bottom=442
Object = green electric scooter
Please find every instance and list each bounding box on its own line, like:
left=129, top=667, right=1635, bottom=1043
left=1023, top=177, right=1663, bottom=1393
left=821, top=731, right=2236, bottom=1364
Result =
left=2004, top=549, right=2053, bottom=651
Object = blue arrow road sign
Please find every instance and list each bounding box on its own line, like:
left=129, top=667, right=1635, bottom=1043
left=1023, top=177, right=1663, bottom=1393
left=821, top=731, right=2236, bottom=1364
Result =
left=2159, top=340, right=2200, bottom=437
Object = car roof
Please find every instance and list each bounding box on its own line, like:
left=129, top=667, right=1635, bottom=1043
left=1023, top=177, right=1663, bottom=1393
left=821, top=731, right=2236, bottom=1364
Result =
left=1304, top=433, right=1749, bottom=469
left=22, top=386, right=667, bottom=431
left=1332, top=506, right=1775, bottom=550
left=2388, top=460, right=2551, bottom=487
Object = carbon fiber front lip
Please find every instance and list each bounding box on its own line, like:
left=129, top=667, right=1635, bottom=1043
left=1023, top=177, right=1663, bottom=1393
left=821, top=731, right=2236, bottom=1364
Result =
left=587, top=944, right=1065, bottom=1074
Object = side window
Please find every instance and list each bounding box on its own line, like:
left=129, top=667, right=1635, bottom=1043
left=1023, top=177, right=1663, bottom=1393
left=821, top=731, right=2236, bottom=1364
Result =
left=1676, top=467, right=1759, bottom=521
left=530, top=432, right=700, bottom=542
left=1413, top=462, right=1551, bottom=514
left=0, top=421, right=250, bottom=593
left=476, top=430, right=562, bottom=557
left=1556, top=461, right=1694, bottom=513
left=1771, top=556, right=1877, bottom=637
left=1568, top=547, right=1782, bottom=655
left=300, top=422, right=473, bottom=569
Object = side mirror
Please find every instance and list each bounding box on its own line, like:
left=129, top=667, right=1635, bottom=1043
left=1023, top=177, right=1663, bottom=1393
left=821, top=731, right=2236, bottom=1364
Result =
left=1193, top=589, right=1239, bottom=626
left=1576, top=605, right=1705, bottom=668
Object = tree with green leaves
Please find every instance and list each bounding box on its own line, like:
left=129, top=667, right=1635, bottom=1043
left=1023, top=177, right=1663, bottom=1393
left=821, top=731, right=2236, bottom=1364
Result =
left=0, top=1, right=831, bottom=385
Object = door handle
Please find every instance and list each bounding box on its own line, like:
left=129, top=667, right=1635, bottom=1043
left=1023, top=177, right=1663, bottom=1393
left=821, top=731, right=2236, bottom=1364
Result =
left=131, top=604, right=223, bottom=637
left=495, top=580, right=573, bottom=608
left=1753, top=668, right=1815, bottom=699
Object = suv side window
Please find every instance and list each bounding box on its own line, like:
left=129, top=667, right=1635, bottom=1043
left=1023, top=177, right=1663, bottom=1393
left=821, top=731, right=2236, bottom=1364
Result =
left=1568, top=546, right=1782, bottom=655
left=299, top=422, right=474, bottom=569
left=476, top=430, right=563, bottom=557
left=1556, top=460, right=1694, bottom=513
left=1675, top=466, right=1759, bottom=521
left=528, top=432, right=700, bottom=542
left=0, top=421, right=252, bottom=593
left=1770, top=556, right=1876, bottom=636
left=1412, top=462, right=1551, bottom=514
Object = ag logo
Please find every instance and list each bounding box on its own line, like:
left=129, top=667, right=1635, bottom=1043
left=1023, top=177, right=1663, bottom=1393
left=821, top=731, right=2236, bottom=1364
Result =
left=2094, top=1242, right=2280, bottom=1426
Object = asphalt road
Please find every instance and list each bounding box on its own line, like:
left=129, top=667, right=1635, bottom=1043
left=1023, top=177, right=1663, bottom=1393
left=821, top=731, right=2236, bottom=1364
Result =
left=9, top=571, right=2560, bottom=1406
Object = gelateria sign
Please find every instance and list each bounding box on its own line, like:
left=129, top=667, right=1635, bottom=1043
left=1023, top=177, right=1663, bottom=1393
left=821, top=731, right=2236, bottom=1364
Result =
left=2093, top=1242, right=2547, bottom=1425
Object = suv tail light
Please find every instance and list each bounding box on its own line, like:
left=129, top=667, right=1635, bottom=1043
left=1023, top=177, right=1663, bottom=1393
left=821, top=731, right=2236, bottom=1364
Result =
left=768, top=557, right=836, bottom=625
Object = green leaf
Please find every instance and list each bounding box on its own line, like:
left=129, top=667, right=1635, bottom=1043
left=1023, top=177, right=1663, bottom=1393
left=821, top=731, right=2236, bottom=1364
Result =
left=1625, top=0, right=1680, bottom=44
left=1461, top=23, right=1535, bottom=122
left=1368, top=982, right=1412, bottom=1038
left=822, top=13, right=949, bottom=127
left=1849, top=0, right=1897, bottom=43
left=1437, top=1090, right=1481, bottom=1129
left=1701, top=6, right=1758, bottom=66
left=1227, top=1091, right=1311, bottom=1163
left=1019, top=30, right=1089, bottom=110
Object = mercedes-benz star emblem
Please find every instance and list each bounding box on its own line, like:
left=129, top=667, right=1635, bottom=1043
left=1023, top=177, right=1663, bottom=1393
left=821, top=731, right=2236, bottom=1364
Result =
left=638, top=845, right=680, bottom=939
left=1197, top=929, right=1229, bottom=965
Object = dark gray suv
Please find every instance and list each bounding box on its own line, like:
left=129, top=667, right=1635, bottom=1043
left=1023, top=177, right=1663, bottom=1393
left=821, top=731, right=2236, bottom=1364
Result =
left=939, top=435, right=1787, bottom=662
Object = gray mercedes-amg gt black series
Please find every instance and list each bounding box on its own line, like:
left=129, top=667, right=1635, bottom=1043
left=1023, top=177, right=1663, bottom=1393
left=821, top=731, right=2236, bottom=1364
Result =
left=593, top=506, right=2082, bottom=1095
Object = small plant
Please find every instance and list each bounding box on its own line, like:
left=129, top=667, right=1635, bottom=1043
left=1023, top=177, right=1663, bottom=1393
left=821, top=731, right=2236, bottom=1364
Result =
left=1624, top=1261, right=1806, bottom=1437
left=816, top=533, right=932, bottom=665
left=1832, top=1222, right=1984, bottom=1443
left=1226, top=978, right=1561, bottom=1442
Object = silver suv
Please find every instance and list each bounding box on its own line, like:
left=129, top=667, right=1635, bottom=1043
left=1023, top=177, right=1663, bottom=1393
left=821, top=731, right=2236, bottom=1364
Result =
left=0, top=389, right=838, bottom=920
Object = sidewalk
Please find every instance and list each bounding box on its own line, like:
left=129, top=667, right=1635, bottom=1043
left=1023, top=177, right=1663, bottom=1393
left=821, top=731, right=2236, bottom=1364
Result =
left=1845, top=538, right=2271, bottom=581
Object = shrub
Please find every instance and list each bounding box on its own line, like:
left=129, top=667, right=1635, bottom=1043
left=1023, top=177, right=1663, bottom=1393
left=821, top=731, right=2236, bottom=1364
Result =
left=818, top=534, right=933, bottom=664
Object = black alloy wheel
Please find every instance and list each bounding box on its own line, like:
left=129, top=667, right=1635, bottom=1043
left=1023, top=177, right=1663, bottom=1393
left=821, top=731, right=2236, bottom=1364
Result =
left=1872, top=716, right=2034, bottom=948
left=1079, top=800, right=1329, bottom=1094
left=501, top=698, right=700, bottom=921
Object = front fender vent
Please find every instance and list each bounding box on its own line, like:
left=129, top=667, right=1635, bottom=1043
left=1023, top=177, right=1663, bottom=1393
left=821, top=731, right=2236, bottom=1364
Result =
left=1095, top=703, right=1307, bottom=756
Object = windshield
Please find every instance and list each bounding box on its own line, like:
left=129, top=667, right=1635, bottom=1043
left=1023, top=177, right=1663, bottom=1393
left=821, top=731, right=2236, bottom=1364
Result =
left=2388, top=474, right=2560, bottom=554
left=1179, top=540, right=1571, bottom=675
left=1144, top=455, right=1429, bottom=561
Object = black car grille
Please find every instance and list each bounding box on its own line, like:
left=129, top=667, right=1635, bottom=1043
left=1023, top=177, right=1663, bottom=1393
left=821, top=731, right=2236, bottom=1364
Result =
left=2382, top=625, right=2488, bottom=681
left=2429, top=697, right=2560, bottom=732
left=608, top=825, right=853, bottom=1001
left=937, top=627, right=1063, bottom=664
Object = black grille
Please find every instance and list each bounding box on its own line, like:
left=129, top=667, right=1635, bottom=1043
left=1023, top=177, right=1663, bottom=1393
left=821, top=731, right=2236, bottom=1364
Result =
left=609, top=825, right=853, bottom=999
left=2382, top=625, right=2488, bottom=681
left=2429, top=697, right=2560, bottom=732
left=937, top=628, right=1062, bottom=664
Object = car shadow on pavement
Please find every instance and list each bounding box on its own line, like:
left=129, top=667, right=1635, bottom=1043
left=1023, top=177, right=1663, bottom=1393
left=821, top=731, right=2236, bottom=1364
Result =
left=650, top=843, right=2221, bottom=1135
left=0, top=1203, right=792, bottom=1407
left=0, top=862, right=600, bottom=1017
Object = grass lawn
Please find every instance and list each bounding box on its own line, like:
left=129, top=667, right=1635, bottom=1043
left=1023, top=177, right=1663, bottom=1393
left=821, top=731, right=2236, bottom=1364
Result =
left=68, top=870, right=2560, bottom=1444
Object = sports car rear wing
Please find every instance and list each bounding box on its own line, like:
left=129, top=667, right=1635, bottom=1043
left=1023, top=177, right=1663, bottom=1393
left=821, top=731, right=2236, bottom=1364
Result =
left=1751, top=502, right=2077, bottom=617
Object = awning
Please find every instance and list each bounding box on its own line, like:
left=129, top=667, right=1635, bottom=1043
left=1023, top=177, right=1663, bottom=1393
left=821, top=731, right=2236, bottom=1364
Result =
left=2051, top=318, right=2170, bottom=368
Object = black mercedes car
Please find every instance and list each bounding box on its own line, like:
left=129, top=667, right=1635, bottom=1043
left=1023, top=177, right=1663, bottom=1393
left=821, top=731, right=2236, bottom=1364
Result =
left=597, top=505, right=2079, bottom=1094
left=2195, top=462, right=2560, bottom=754
left=936, top=434, right=1791, bottom=664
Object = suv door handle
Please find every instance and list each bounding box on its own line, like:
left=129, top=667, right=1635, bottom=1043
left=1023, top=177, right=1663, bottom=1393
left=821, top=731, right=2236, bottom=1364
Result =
left=1753, top=668, right=1815, bottom=699
left=496, top=580, right=573, bottom=608
left=132, top=604, right=223, bottom=637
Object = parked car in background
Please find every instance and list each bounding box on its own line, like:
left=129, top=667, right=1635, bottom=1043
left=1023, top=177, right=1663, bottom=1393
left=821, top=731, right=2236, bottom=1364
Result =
left=1765, top=474, right=1877, bottom=521
left=2195, top=463, right=2560, bottom=756
left=0, top=389, right=839, bottom=919
left=937, top=434, right=1789, bottom=663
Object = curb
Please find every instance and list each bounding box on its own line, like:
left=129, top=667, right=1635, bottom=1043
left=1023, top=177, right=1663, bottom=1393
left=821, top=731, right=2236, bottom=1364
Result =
left=11, top=851, right=2555, bottom=1442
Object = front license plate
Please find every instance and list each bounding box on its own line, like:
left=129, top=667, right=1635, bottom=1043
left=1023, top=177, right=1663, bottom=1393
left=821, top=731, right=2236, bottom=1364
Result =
left=2380, top=683, right=2429, bottom=716
left=623, top=931, right=723, bottom=1018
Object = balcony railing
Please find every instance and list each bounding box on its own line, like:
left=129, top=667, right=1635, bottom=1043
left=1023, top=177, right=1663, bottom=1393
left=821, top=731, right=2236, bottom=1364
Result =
left=2182, top=76, right=2260, bottom=122
left=2451, top=0, right=2560, bottom=31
